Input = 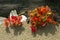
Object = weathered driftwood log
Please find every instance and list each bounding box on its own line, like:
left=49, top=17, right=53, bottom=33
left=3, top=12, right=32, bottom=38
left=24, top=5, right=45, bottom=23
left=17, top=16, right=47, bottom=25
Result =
left=0, top=0, right=45, bottom=17
left=0, top=0, right=60, bottom=21
left=0, top=4, right=25, bottom=17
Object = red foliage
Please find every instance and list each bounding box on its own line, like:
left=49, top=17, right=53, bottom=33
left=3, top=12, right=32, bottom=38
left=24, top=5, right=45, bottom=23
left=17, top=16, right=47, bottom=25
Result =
left=41, top=22, right=46, bottom=27
left=4, top=18, right=9, bottom=27
left=4, top=16, right=22, bottom=27
left=46, top=18, right=51, bottom=23
left=30, top=25, right=36, bottom=32
left=29, top=6, right=57, bottom=32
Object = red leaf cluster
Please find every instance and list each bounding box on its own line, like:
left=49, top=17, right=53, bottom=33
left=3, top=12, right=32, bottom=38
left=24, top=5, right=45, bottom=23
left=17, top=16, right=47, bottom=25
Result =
left=4, top=16, right=22, bottom=27
left=29, top=6, right=57, bottom=32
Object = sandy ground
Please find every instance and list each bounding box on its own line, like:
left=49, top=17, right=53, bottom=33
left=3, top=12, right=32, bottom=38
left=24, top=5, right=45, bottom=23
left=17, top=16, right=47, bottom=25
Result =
left=0, top=21, right=60, bottom=40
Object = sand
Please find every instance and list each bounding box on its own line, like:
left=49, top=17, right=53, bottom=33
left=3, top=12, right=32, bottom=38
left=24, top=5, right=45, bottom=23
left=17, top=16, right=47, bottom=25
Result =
left=0, top=21, right=60, bottom=40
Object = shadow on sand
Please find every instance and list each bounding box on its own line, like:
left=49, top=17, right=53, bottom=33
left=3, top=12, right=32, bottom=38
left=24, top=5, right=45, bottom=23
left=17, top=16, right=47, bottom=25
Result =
left=5, top=27, right=11, bottom=33
left=5, top=25, right=25, bottom=36
left=31, top=24, right=58, bottom=37
left=5, top=23, right=59, bottom=36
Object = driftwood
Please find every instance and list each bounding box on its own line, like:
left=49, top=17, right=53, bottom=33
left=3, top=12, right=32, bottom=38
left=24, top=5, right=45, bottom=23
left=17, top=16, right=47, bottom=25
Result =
left=0, top=4, right=25, bottom=17
left=0, top=0, right=45, bottom=17
left=0, top=0, right=60, bottom=21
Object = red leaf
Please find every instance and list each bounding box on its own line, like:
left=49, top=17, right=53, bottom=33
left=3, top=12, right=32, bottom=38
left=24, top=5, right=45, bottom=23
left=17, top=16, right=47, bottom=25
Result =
left=41, top=22, right=46, bottom=27
left=52, top=21, right=56, bottom=25
left=46, top=18, right=51, bottom=23
left=30, top=25, right=36, bottom=32
left=4, top=18, right=9, bottom=27
left=11, top=16, right=17, bottom=20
